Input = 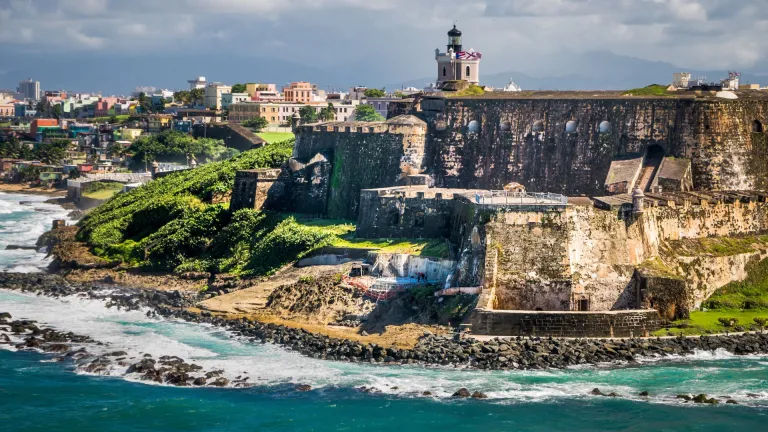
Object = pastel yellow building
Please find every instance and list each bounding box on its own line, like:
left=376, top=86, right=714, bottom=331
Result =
left=121, top=128, right=143, bottom=141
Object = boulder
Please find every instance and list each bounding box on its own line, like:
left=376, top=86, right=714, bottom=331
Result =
left=692, top=394, right=709, bottom=404
left=452, top=388, right=471, bottom=398
left=209, top=377, right=230, bottom=387
left=471, top=391, right=488, bottom=399
left=295, top=384, right=312, bottom=392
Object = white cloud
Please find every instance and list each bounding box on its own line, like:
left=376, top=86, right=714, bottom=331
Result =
left=2, top=0, right=768, bottom=82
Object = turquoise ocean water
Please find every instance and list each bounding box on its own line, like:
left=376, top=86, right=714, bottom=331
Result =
left=0, top=192, right=767, bottom=431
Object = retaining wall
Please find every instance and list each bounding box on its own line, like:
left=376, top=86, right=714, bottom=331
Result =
left=467, top=309, right=662, bottom=338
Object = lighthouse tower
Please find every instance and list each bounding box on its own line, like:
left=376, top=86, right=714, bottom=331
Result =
left=435, top=25, right=482, bottom=86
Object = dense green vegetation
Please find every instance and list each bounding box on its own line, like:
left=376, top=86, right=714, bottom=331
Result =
left=77, top=137, right=452, bottom=278
left=704, top=258, right=768, bottom=310
left=363, top=88, right=386, bottom=98
left=624, top=84, right=672, bottom=97
left=127, top=130, right=227, bottom=167
left=78, top=140, right=295, bottom=272
left=353, top=105, right=385, bottom=122
left=0, top=137, right=68, bottom=164
left=657, top=258, right=768, bottom=336
left=242, top=117, right=269, bottom=131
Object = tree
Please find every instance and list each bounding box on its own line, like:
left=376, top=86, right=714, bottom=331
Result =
left=174, top=90, right=191, bottom=106
left=219, top=147, right=240, bottom=161
left=299, top=105, right=318, bottom=124
left=364, top=88, right=386, bottom=98
left=190, top=88, right=204, bottom=106
left=242, top=116, right=269, bottom=131
left=319, top=103, right=336, bottom=122
left=108, top=141, right=125, bottom=158
left=108, top=115, right=119, bottom=124
left=353, top=104, right=385, bottom=122
left=137, top=92, right=152, bottom=114
left=231, top=83, right=247, bottom=94
left=51, top=104, right=62, bottom=120
left=17, top=165, right=41, bottom=182
left=35, top=142, right=66, bottom=165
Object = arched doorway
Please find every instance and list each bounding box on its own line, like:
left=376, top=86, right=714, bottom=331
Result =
left=753, top=120, right=764, bottom=133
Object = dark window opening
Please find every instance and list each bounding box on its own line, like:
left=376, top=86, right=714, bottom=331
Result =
left=442, top=66, right=447, bottom=77
left=753, top=120, right=764, bottom=133
left=578, top=299, right=590, bottom=311
left=413, top=212, right=425, bottom=227
left=388, top=210, right=400, bottom=226
left=466, top=65, right=471, bottom=77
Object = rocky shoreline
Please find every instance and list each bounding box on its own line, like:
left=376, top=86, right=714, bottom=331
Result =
left=3, top=272, right=768, bottom=375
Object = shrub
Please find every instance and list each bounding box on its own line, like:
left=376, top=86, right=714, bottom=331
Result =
left=754, top=317, right=768, bottom=328
left=717, top=317, right=738, bottom=327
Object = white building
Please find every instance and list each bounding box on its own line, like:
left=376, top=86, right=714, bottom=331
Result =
left=221, top=92, right=249, bottom=109
left=672, top=72, right=692, bottom=89
left=188, top=76, right=207, bottom=90
left=204, top=83, right=231, bottom=110
left=435, top=25, right=481, bottom=85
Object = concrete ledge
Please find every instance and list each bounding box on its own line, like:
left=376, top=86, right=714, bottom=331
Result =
left=466, top=308, right=662, bottom=338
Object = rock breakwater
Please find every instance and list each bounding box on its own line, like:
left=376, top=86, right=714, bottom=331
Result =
left=3, top=273, right=768, bottom=372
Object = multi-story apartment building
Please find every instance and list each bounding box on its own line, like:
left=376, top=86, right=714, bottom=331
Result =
left=204, top=83, right=231, bottom=110
left=245, top=83, right=277, bottom=97
left=282, top=82, right=316, bottom=103
left=229, top=100, right=360, bottom=125
left=221, top=92, right=249, bottom=109
left=17, top=79, right=41, bottom=101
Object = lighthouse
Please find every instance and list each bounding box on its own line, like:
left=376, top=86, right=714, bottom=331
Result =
left=435, top=25, right=482, bottom=86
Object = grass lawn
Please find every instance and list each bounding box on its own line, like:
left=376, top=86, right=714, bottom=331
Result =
left=256, top=132, right=295, bottom=144
left=83, top=183, right=123, bottom=200
left=292, top=217, right=451, bottom=258
left=653, top=310, right=768, bottom=336
left=623, top=84, right=674, bottom=97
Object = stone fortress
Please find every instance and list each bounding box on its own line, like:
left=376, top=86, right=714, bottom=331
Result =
left=231, top=26, right=768, bottom=337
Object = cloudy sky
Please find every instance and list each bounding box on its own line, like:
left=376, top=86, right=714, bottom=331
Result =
left=2, top=0, right=768, bottom=93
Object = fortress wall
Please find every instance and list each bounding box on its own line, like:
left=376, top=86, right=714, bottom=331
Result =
left=356, top=189, right=455, bottom=239
left=480, top=200, right=768, bottom=312
left=293, top=120, right=427, bottom=219
left=420, top=98, right=768, bottom=194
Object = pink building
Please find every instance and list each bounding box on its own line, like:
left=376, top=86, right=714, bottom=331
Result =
left=282, top=82, right=314, bottom=103
left=94, top=97, right=118, bottom=117
left=251, top=91, right=284, bottom=102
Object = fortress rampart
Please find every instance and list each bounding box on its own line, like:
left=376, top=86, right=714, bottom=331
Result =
left=414, top=95, right=768, bottom=195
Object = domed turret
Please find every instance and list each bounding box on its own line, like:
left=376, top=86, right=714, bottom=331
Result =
left=448, top=25, right=462, bottom=52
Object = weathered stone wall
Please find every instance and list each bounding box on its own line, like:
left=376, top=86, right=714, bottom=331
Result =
left=474, top=199, right=768, bottom=312
left=292, top=116, right=427, bottom=219
left=416, top=97, right=768, bottom=194
left=357, top=187, right=457, bottom=239
left=467, top=309, right=662, bottom=338
left=230, top=169, right=284, bottom=212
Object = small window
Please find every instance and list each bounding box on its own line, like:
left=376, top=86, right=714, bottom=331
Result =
left=388, top=210, right=400, bottom=226
left=599, top=121, right=611, bottom=133
left=443, top=66, right=447, bottom=77
left=566, top=120, right=578, bottom=133
left=414, top=212, right=425, bottom=227
left=466, top=66, right=471, bottom=77
left=753, top=120, right=764, bottom=133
